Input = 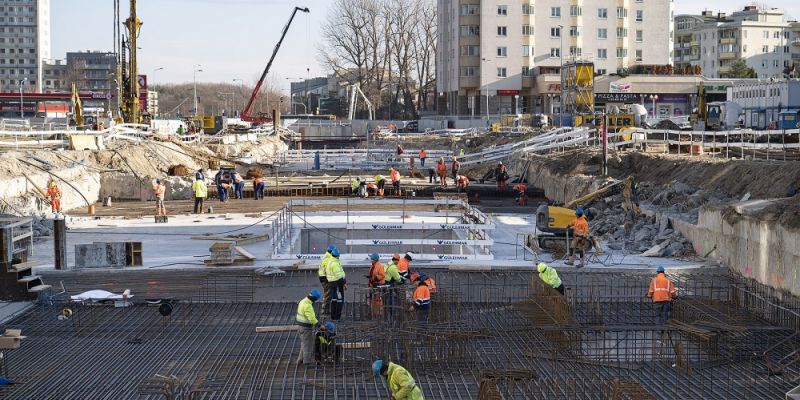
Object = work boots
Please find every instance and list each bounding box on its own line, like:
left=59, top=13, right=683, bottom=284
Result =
left=565, top=256, right=574, bottom=265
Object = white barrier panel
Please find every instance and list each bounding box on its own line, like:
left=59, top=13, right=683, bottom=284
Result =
left=293, top=222, right=496, bottom=230
left=345, top=239, right=494, bottom=246
left=273, top=253, right=494, bottom=261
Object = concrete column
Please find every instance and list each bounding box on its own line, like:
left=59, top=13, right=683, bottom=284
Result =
left=53, top=216, right=66, bottom=270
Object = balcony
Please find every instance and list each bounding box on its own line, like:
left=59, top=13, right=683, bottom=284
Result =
left=718, top=66, right=732, bottom=74
left=459, top=76, right=479, bottom=88
left=719, top=37, right=737, bottom=44
left=792, top=38, right=800, bottom=46
left=719, top=52, right=737, bottom=59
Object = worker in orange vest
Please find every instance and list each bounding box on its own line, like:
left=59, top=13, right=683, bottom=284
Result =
left=410, top=274, right=431, bottom=322
left=566, top=208, right=589, bottom=268
left=397, top=252, right=412, bottom=283
left=456, top=175, right=469, bottom=192
left=389, top=167, right=401, bottom=196
left=436, top=158, right=448, bottom=186
left=646, top=266, right=677, bottom=324
left=367, top=253, right=386, bottom=317
left=46, top=179, right=62, bottom=213
left=411, top=272, right=437, bottom=294
left=419, top=148, right=426, bottom=167
left=512, top=183, right=527, bottom=206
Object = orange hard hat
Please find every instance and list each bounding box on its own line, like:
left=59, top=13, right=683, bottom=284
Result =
left=392, top=253, right=401, bottom=260
left=410, top=272, right=420, bottom=282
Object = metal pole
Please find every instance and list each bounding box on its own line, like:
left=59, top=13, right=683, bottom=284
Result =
left=559, top=30, right=564, bottom=127
left=602, top=115, right=608, bottom=175
left=54, top=216, right=66, bottom=270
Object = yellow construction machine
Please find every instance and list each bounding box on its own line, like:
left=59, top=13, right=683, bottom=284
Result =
left=534, top=176, right=640, bottom=250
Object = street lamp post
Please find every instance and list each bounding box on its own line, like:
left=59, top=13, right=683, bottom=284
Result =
left=481, top=58, right=491, bottom=125
left=193, top=64, right=203, bottom=116
left=558, top=24, right=564, bottom=127
left=648, top=94, right=659, bottom=118
left=19, top=77, right=27, bottom=118
left=232, top=78, right=243, bottom=117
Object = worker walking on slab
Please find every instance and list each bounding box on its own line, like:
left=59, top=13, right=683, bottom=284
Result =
left=537, top=263, right=565, bottom=295
left=436, top=158, right=448, bottom=186
left=46, top=178, right=62, bottom=214
left=153, top=179, right=167, bottom=216
left=647, top=266, right=677, bottom=325
left=372, top=360, right=425, bottom=400
left=389, top=168, right=401, bottom=196
left=191, top=176, right=208, bottom=214
left=326, top=248, right=347, bottom=321
left=296, top=289, right=326, bottom=366
left=419, top=149, right=426, bottom=167
left=566, top=208, right=589, bottom=268
left=319, top=245, right=337, bottom=316
left=375, top=174, right=387, bottom=197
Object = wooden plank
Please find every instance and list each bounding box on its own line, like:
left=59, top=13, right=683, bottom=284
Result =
left=17, top=275, right=40, bottom=283
left=256, top=325, right=301, bottom=333
left=28, top=284, right=51, bottom=293
left=234, top=246, right=256, bottom=260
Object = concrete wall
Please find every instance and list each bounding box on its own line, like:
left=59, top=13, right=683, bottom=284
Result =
left=299, top=228, right=465, bottom=255
left=0, top=167, right=100, bottom=215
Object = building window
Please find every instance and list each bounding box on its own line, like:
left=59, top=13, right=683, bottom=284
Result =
left=522, top=66, right=532, bottom=76
left=569, top=47, right=582, bottom=57
left=635, top=49, right=643, bottom=61
left=597, top=68, right=607, bottom=75
left=616, top=27, right=627, bottom=38
left=551, top=7, right=560, bottom=17
left=762, top=45, right=768, bottom=53
left=773, top=31, right=780, bottom=38
left=460, top=25, right=480, bottom=36
left=522, top=25, right=532, bottom=36
left=616, top=7, right=627, bottom=18
left=460, top=45, right=479, bottom=56
left=497, top=67, right=507, bottom=78
left=763, top=30, right=769, bottom=38
left=522, top=4, right=533, bottom=15
left=497, top=26, right=507, bottom=36
left=461, top=4, right=479, bottom=15
left=570, top=5, right=582, bottom=16
left=598, top=28, right=607, bottom=39
left=550, top=26, right=561, bottom=37
left=616, top=47, right=627, bottom=58
left=497, top=5, right=507, bottom=16
left=522, top=46, right=530, bottom=57
left=461, top=67, right=477, bottom=77
left=598, top=8, right=607, bottom=18
left=774, top=60, right=779, bottom=67
left=569, top=26, right=579, bottom=37
left=636, top=30, right=643, bottom=42
left=597, top=48, right=607, bottom=59
left=635, top=10, right=643, bottom=22
left=785, top=46, right=790, bottom=53
left=497, top=46, right=508, bottom=57
left=742, top=45, right=747, bottom=53
left=773, top=45, right=779, bottom=53
left=550, top=48, right=561, bottom=57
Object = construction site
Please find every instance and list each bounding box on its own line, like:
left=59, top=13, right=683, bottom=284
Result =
left=0, top=1, right=800, bottom=400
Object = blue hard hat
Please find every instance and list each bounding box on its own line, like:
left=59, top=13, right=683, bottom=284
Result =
left=575, top=207, right=584, bottom=216
left=657, top=266, right=665, bottom=273
left=327, top=244, right=337, bottom=253
left=370, top=253, right=380, bottom=261
left=372, top=360, right=384, bottom=377
left=309, top=289, right=322, bottom=300
left=325, top=321, right=335, bottom=332
left=331, top=248, right=340, bottom=257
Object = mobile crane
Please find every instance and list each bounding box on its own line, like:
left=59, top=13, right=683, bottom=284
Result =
left=241, top=6, right=310, bottom=124
left=120, top=0, right=142, bottom=124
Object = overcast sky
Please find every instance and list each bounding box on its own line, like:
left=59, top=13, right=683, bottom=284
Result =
left=52, top=0, right=800, bottom=89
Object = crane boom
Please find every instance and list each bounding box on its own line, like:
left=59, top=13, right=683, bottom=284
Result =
left=242, top=6, right=310, bottom=124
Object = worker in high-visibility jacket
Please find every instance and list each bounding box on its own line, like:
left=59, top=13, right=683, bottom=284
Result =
left=646, top=266, right=677, bottom=325
left=326, top=248, right=347, bottom=321
left=410, top=276, right=431, bottom=323
left=296, top=289, right=325, bottom=366
left=537, top=263, right=565, bottom=295
left=372, top=359, right=425, bottom=400
left=566, top=208, right=590, bottom=268
left=397, top=253, right=412, bottom=283
left=315, top=321, right=337, bottom=363
left=319, top=245, right=337, bottom=316
left=374, top=174, right=387, bottom=197
left=368, top=253, right=387, bottom=317
left=385, top=254, right=403, bottom=286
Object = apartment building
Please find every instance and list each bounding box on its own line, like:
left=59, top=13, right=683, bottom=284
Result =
left=436, top=0, right=673, bottom=116
left=0, top=0, right=50, bottom=92
left=674, top=6, right=798, bottom=79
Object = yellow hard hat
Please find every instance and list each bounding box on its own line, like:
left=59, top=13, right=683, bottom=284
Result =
left=537, top=263, right=548, bottom=273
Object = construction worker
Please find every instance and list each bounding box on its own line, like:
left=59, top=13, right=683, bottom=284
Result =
left=374, top=174, right=387, bottom=197
left=232, top=171, right=244, bottom=199
left=319, top=245, right=337, bottom=316
left=459, top=148, right=465, bottom=158
left=368, top=253, right=387, bottom=317
left=296, top=288, right=325, bottom=366
left=427, top=166, right=436, bottom=184
left=191, top=176, right=207, bottom=214
left=366, top=182, right=378, bottom=196
left=385, top=254, right=402, bottom=286
left=450, top=157, right=461, bottom=182
left=456, top=175, right=469, bottom=192
left=315, top=321, right=338, bottom=363
left=326, top=248, right=347, bottom=321
left=397, top=252, right=412, bottom=283
left=214, top=168, right=227, bottom=202
left=351, top=177, right=363, bottom=196
left=647, top=266, right=677, bottom=325
left=411, top=272, right=437, bottom=294
left=512, top=183, right=527, bottom=206
left=436, top=158, right=448, bottom=186
left=389, top=167, right=401, bottom=196
left=372, top=360, right=425, bottom=400
left=537, top=263, right=564, bottom=295
left=253, top=176, right=265, bottom=200
left=195, top=168, right=205, bottom=181
left=566, top=208, right=589, bottom=267
left=46, top=178, right=62, bottom=213
left=396, top=144, right=404, bottom=161
left=419, top=148, right=426, bottom=167
left=495, top=162, right=508, bottom=190
left=153, top=179, right=166, bottom=216
left=410, top=275, right=431, bottom=323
